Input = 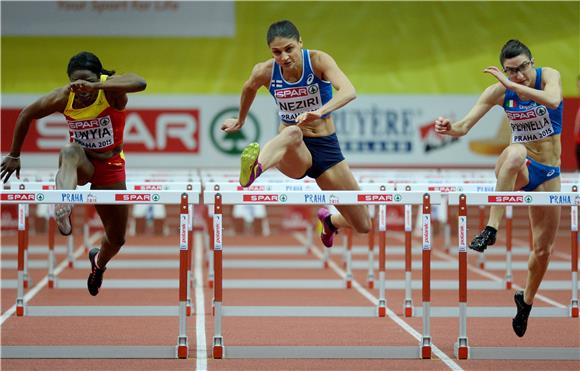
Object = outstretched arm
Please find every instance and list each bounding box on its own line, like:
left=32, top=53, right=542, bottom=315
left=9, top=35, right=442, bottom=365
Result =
left=71, top=73, right=147, bottom=111
left=483, top=66, right=562, bottom=109
left=435, top=83, right=504, bottom=137
left=222, top=61, right=271, bottom=132
left=1, top=88, right=69, bottom=182
left=70, top=73, right=147, bottom=94
left=296, top=51, right=356, bottom=125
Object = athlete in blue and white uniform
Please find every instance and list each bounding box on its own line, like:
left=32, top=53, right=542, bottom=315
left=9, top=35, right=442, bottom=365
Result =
left=221, top=20, right=370, bottom=247
left=435, top=40, right=563, bottom=338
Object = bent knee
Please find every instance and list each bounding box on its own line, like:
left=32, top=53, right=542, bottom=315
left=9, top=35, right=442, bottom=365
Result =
left=105, top=235, right=126, bottom=248
left=60, top=143, right=84, bottom=161
left=500, top=146, right=527, bottom=172
left=282, top=125, right=304, bottom=146
left=352, top=216, right=371, bottom=234
left=532, top=245, right=552, bottom=261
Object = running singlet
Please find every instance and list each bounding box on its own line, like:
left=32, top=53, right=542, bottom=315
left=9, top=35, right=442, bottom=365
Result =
left=503, top=68, right=562, bottom=144
left=269, top=49, right=333, bottom=124
left=64, top=75, right=126, bottom=152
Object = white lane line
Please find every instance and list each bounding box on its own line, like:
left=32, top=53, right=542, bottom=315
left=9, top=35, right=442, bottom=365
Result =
left=0, top=233, right=101, bottom=326
left=294, top=233, right=463, bottom=371
left=195, top=232, right=208, bottom=371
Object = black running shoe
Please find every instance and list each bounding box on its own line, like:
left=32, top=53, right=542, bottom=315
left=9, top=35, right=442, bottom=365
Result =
left=512, top=290, right=532, bottom=337
left=87, top=248, right=106, bottom=296
left=469, top=226, right=496, bottom=253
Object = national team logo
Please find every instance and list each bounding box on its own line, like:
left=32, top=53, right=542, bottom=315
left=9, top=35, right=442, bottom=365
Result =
left=535, top=106, right=547, bottom=116
left=306, top=73, right=314, bottom=84
left=307, top=84, right=319, bottom=94
left=99, top=117, right=111, bottom=126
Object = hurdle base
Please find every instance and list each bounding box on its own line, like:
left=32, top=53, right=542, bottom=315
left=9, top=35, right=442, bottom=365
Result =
left=421, top=346, right=431, bottom=359
left=453, top=341, right=469, bottom=360
left=0, top=346, right=182, bottom=359
left=177, top=345, right=188, bottom=359
left=460, top=346, right=580, bottom=360
left=213, top=336, right=224, bottom=359
left=221, top=346, right=422, bottom=359
left=420, top=335, right=432, bottom=359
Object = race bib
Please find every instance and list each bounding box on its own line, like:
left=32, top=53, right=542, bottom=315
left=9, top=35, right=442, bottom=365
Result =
left=507, top=105, right=554, bottom=143
left=68, top=116, right=115, bottom=149
left=274, top=84, right=322, bottom=123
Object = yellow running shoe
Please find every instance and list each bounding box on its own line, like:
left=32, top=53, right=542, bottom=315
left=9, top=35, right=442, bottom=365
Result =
left=239, top=142, right=263, bottom=187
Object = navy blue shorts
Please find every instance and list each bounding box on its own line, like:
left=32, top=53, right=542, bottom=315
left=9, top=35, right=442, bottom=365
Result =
left=521, top=157, right=560, bottom=191
left=301, top=133, right=345, bottom=179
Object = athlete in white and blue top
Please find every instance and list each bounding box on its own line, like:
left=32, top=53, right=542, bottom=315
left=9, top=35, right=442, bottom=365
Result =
left=435, top=39, right=564, bottom=338
left=269, top=48, right=333, bottom=124
left=221, top=20, right=371, bottom=247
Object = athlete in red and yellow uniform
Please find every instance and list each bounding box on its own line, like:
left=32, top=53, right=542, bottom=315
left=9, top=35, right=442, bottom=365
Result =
left=1, top=51, right=146, bottom=296
left=64, top=73, right=128, bottom=186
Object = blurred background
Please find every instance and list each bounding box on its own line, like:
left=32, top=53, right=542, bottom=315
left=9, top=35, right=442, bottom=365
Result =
left=2, top=1, right=580, bottom=170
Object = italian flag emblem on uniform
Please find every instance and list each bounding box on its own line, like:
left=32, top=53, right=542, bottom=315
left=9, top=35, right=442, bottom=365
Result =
left=507, top=100, right=516, bottom=108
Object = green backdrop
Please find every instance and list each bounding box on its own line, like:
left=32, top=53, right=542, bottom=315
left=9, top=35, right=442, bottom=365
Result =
left=2, top=1, right=579, bottom=95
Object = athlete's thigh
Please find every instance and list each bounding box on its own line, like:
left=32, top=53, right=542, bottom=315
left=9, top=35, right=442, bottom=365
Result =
left=495, top=144, right=529, bottom=189
left=316, top=161, right=368, bottom=224
left=528, top=177, right=561, bottom=251
left=58, top=147, right=95, bottom=186
left=92, top=182, right=129, bottom=239
left=277, top=140, right=313, bottom=179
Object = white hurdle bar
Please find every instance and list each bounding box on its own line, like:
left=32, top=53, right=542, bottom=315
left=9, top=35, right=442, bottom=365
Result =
left=0, top=189, right=198, bottom=359
left=449, top=191, right=579, bottom=361
left=208, top=190, right=441, bottom=359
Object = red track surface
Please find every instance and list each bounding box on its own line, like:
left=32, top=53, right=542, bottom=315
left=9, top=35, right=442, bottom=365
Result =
left=1, top=213, right=579, bottom=370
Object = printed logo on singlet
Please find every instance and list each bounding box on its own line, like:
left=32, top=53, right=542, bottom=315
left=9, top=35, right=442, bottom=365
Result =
left=274, top=84, right=322, bottom=122
left=68, top=116, right=114, bottom=149
left=271, top=79, right=283, bottom=88
left=506, top=105, right=554, bottom=143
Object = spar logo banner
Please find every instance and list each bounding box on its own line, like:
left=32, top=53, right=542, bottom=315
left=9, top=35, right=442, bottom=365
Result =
left=3, top=95, right=576, bottom=169
left=1, top=108, right=200, bottom=153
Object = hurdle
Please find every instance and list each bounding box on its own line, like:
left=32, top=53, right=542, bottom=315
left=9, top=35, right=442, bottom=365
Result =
left=204, top=182, right=397, bottom=291
left=3, top=181, right=202, bottom=316
left=0, top=188, right=198, bottom=359
left=206, top=189, right=441, bottom=359
left=449, top=190, right=580, bottom=360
